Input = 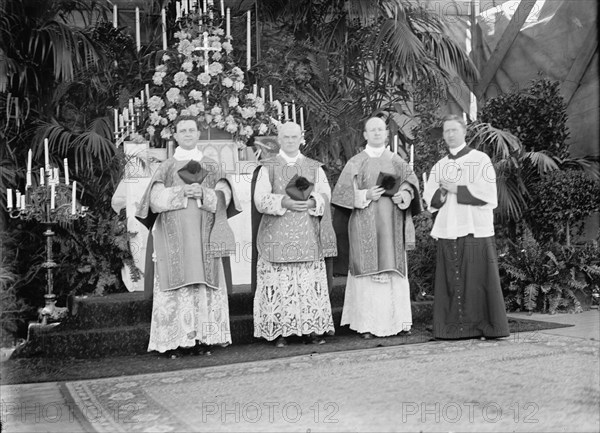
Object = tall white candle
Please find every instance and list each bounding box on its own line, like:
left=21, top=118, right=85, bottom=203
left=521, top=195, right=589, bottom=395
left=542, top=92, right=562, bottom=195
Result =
left=252, top=84, right=257, bottom=97
left=20, top=195, right=25, bottom=210
left=422, top=172, right=427, bottom=186
left=135, top=7, right=141, bottom=52
left=16, top=191, right=21, bottom=209
left=72, top=181, right=77, bottom=214
left=300, top=107, right=304, bottom=131
left=6, top=189, right=12, bottom=209
left=220, top=0, right=224, bottom=16
left=161, top=8, right=167, bottom=50
left=114, top=108, right=118, bottom=133
left=40, top=168, right=45, bottom=186
left=113, top=4, right=117, bottom=28
left=27, top=149, right=32, bottom=187
left=44, top=138, right=49, bottom=171
left=226, top=8, right=231, bottom=38
left=50, top=185, right=55, bottom=210
left=246, top=11, right=251, bottom=70
left=53, top=167, right=59, bottom=183
left=119, top=114, right=124, bottom=128
left=393, top=135, right=398, bottom=153
left=145, top=84, right=150, bottom=101
left=202, top=0, right=207, bottom=13
left=410, top=144, right=414, bottom=163
left=176, top=2, right=181, bottom=20
left=64, top=158, right=69, bottom=185
left=284, top=104, right=289, bottom=121
left=260, top=87, right=265, bottom=100
left=276, top=102, right=282, bottom=118
left=292, top=101, right=297, bottom=123
left=268, top=85, right=273, bottom=103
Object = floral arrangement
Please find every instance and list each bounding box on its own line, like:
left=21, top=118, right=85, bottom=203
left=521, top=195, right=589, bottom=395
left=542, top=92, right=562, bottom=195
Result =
left=145, top=10, right=282, bottom=146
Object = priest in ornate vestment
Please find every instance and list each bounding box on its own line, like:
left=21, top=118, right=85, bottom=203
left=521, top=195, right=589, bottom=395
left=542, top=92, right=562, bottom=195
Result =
left=136, top=115, right=242, bottom=356
left=423, top=114, right=509, bottom=340
left=331, top=117, right=422, bottom=338
left=252, top=121, right=337, bottom=347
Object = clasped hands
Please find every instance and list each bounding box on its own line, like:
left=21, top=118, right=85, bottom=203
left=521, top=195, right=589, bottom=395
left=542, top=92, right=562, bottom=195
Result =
left=183, top=183, right=204, bottom=199
left=366, top=186, right=412, bottom=208
left=281, top=196, right=316, bottom=212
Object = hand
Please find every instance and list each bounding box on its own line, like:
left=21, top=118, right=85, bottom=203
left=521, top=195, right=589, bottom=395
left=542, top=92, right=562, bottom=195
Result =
left=439, top=180, right=457, bottom=194
left=183, top=183, right=203, bottom=198
left=366, top=186, right=385, bottom=201
left=392, top=190, right=412, bottom=209
left=282, top=197, right=310, bottom=212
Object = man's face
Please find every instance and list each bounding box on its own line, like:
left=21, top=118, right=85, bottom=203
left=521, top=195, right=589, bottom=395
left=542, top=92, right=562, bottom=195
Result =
left=278, top=125, right=302, bottom=157
left=363, top=119, right=387, bottom=148
left=173, top=120, right=200, bottom=150
left=442, top=120, right=466, bottom=149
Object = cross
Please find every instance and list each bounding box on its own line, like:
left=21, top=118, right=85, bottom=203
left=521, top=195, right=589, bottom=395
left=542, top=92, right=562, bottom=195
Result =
left=194, top=32, right=220, bottom=73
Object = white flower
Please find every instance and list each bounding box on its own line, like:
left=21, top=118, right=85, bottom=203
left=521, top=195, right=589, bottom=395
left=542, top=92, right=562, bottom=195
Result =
left=225, top=122, right=238, bottom=133
left=152, top=71, right=166, bottom=85
left=232, top=67, right=243, bottom=78
left=156, top=64, right=168, bottom=72
left=246, top=93, right=256, bottom=101
left=178, top=40, right=194, bottom=57
left=167, top=108, right=178, bottom=121
left=146, top=125, right=156, bottom=136
left=149, top=112, right=163, bottom=125
left=210, top=106, right=222, bottom=115
left=188, top=104, right=200, bottom=116
left=189, top=90, right=204, bottom=101
left=212, top=52, right=222, bottom=61
left=242, top=125, right=254, bottom=137
left=160, top=127, right=172, bottom=138
left=198, top=73, right=211, bottom=85
left=205, top=113, right=213, bottom=123
left=162, top=54, right=171, bottom=62
left=232, top=81, right=245, bottom=92
left=208, top=62, right=223, bottom=76
left=222, top=77, right=233, bottom=88
left=222, top=41, right=233, bottom=53
left=258, top=123, right=268, bottom=135
left=147, top=96, right=165, bottom=112
left=214, top=28, right=225, bottom=36
left=174, top=72, right=188, bottom=87
left=174, top=30, right=190, bottom=40
left=255, top=102, right=265, bottom=113
left=240, top=107, right=256, bottom=119
left=228, top=96, right=239, bottom=107
left=213, top=114, right=223, bottom=123
left=166, top=87, right=182, bottom=103
left=181, top=61, right=194, bottom=72
left=160, top=117, right=169, bottom=125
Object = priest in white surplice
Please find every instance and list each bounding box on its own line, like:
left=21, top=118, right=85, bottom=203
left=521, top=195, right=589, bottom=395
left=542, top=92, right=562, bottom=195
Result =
left=136, top=115, right=241, bottom=357
left=252, top=122, right=337, bottom=347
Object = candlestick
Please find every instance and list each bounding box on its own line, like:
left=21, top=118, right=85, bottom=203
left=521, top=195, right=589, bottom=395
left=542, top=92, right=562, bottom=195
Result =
left=63, top=158, right=69, bottom=185
left=135, top=7, right=141, bottom=52
left=44, top=138, right=49, bottom=172
left=7, top=189, right=12, bottom=209
left=40, top=168, right=45, bottom=186
left=113, top=4, right=117, bottom=28
left=226, top=8, right=231, bottom=38
left=300, top=107, right=304, bottom=131
left=246, top=11, right=251, bottom=70
left=268, top=85, right=273, bottom=103
left=292, top=101, right=297, bottom=123
left=161, top=8, right=167, bottom=50
left=71, top=181, right=77, bottom=215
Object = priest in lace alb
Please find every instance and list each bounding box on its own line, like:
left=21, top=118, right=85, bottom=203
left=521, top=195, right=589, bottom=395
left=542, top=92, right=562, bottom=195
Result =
left=136, top=115, right=242, bottom=357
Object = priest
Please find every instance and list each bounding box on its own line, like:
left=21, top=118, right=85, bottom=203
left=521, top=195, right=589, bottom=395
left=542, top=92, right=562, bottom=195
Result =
left=331, top=116, right=421, bottom=338
left=136, top=115, right=242, bottom=357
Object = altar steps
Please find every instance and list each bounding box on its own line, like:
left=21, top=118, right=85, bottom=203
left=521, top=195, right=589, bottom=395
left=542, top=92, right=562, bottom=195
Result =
left=12, top=277, right=433, bottom=359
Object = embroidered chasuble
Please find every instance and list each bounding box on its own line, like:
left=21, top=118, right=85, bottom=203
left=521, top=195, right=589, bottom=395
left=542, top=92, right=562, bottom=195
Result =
left=252, top=153, right=336, bottom=341
left=136, top=153, right=242, bottom=351
left=331, top=149, right=421, bottom=277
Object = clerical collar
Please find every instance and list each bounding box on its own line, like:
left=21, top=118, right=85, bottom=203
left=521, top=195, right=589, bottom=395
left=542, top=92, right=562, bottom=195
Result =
left=173, top=146, right=203, bottom=161
left=448, top=144, right=473, bottom=160
left=364, top=145, right=386, bottom=158
left=278, top=150, right=302, bottom=164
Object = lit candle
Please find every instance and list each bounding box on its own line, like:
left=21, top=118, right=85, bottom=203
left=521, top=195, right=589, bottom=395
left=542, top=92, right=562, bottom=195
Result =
left=40, top=168, right=45, bottom=186
left=292, top=101, right=297, bottom=123
left=300, top=107, right=304, bottom=131
left=50, top=184, right=55, bottom=210
left=6, top=189, right=12, bottom=209
left=161, top=8, right=167, bottom=50
left=268, top=85, right=273, bottom=103
left=135, top=7, right=141, bottom=52
left=72, top=181, right=77, bottom=214
left=246, top=11, right=251, bottom=70
left=64, top=158, right=69, bottom=185
left=44, top=138, right=49, bottom=171
left=113, top=4, right=117, bottom=28
left=226, top=8, right=231, bottom=38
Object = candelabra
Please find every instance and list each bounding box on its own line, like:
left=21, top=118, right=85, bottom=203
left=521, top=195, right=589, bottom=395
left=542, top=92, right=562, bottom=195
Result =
left=9, top=182, right=88, bottom=325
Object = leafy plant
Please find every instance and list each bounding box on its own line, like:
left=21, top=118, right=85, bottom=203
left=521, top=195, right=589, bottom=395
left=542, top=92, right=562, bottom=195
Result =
left=407, top=212, right=436, bottom=301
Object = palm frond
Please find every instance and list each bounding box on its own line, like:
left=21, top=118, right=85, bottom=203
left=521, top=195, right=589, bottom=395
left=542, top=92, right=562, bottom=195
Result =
left=525, top=151, right=559, bottom=174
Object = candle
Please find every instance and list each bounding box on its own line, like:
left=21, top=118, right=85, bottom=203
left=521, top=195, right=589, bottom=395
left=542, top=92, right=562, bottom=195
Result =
left=16, top=191, right=21, bottom=209
left=226, top=8, right=231, bottom=38
left=44, top=138, right=49, bottom=171
left=284, top=103, right=289, bottom=121
left=114, top=109, right=118, bottom=133
left=40, top=168, right=45, bottom=186
left=182, top=0, right=187, bottom=16
left=72, top=181, right=77, bottom=214
left=252, top=84, right=257, bottom=97
left=50, top=184, right=55, bottom=210
left=20, top=195, right=25, bottom=210
left=393, top=135, right=398, bottom=153
left=292, top=101, right=297, bottom=123
left=123, top=108, right=129, bottom=123
left=300, top=107, right=304, bottom=131
left=220, top=0, right=224, bottom=16
left=410, top=144, right=414, bottom=163
left=276, top=102, right=282, bottom=119
left=119, top=114, right=124, bottom=128
left=268, top=85, right=273, bottom=103
left=246, top=11, right=251, bottom=70
left=135, top=7, right=141, bottom=52
left=53, top=167, right=59, bottom=183
left=27, top=149, right=32, bottom=187
left=176, top=2, right=181, bottom=20
left=260, top=87, right=265, bottom=101
left=113, top=4, right=117, bottom=28
left=161, top=8, right=167, bottom=50
left=7, top=189, right=12, bottom=209
left=422, top=172, right=427, bottom=186
left=128, top=98, right=134, bottom=115
left=64, top=158, right=69, bottom=185
left=145, top=84, right=150, bottom=101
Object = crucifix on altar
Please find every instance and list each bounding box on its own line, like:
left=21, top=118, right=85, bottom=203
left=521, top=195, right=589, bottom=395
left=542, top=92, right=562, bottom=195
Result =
left=195, top=32, right=220, bottom=73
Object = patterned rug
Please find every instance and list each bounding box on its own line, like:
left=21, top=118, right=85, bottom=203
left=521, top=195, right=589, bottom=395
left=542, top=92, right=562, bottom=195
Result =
left=61, top=332, right=599, bottom=432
